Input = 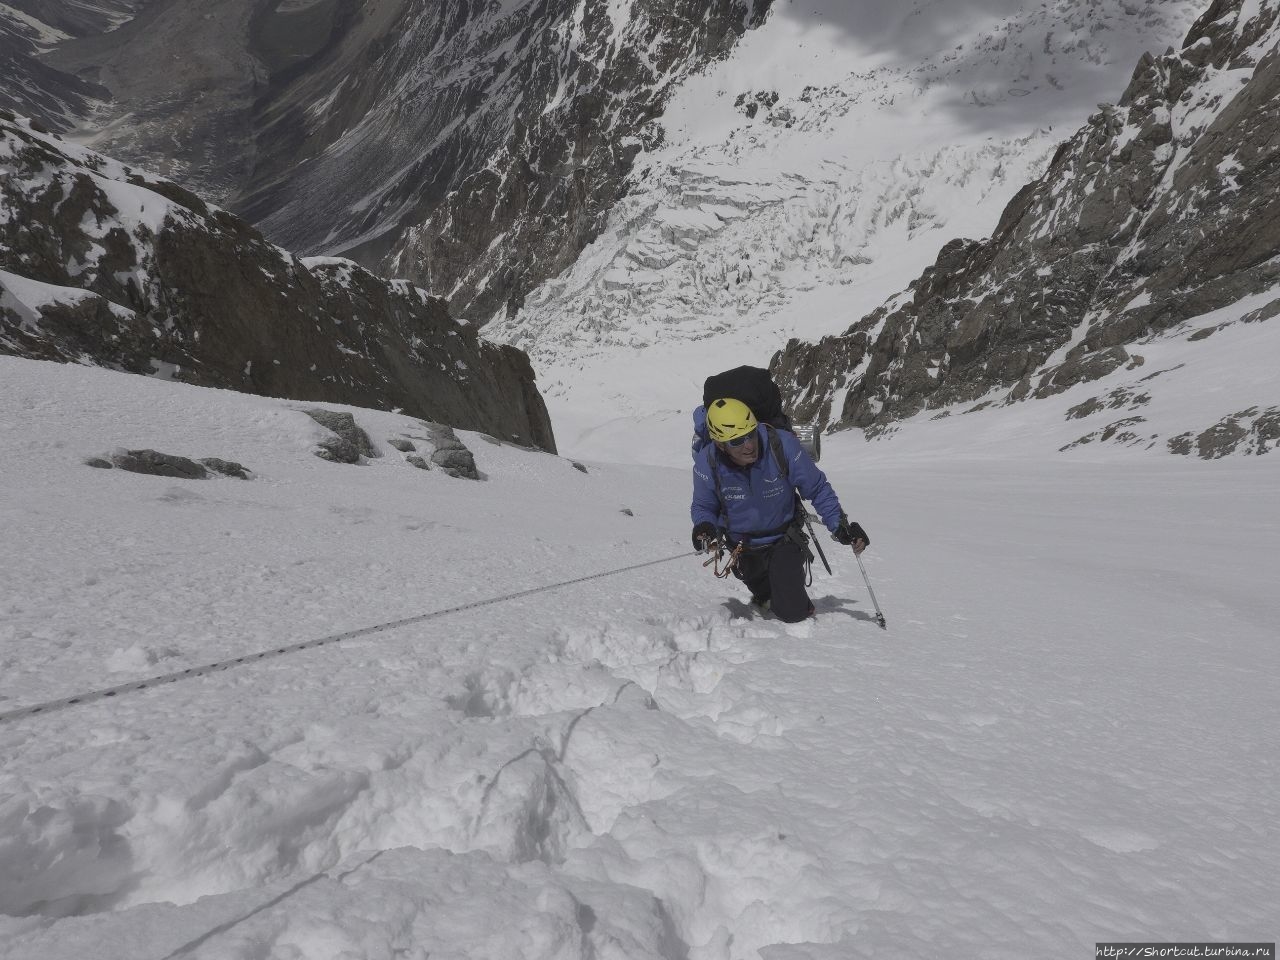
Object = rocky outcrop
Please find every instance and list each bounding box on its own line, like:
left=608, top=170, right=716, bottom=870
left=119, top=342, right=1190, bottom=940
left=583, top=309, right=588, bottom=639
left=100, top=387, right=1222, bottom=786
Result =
left=422, top=423, right=480, bottom=480
left=1167, top=406, right=1280, bottom=458
left=773, top=0, right=1280, bottom=435
left=86, top=449, right=251, bottom=479
left=0, top=114, right=556, bottom=451
left=304, top=410, right=379, bottom=464
left=382, top=421, right=480, bottom=478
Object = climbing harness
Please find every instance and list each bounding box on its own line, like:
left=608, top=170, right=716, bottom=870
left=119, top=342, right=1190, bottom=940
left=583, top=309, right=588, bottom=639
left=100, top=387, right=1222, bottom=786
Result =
left=0, top=549, right=694, bottom=726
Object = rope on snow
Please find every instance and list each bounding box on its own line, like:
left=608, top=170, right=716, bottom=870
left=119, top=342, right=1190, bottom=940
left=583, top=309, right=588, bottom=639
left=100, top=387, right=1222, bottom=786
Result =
left=0, top=550, right=695, bottom=726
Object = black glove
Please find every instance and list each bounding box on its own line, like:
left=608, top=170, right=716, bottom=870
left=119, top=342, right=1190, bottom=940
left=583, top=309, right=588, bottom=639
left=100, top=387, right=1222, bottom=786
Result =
left=833, top=516, right=869, bottom=548
left=692, top=521, right=718, bottom=552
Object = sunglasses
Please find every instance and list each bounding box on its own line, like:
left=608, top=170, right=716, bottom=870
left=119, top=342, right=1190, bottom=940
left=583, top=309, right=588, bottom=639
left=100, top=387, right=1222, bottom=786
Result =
left=725, top=432, right=756, bottom=448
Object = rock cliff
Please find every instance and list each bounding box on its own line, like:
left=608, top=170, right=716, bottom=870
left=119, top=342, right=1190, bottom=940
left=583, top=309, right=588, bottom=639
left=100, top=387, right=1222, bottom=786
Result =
left=773, top=0, right=1280, bottom=439
left=0, top=114, right=556, bottom=451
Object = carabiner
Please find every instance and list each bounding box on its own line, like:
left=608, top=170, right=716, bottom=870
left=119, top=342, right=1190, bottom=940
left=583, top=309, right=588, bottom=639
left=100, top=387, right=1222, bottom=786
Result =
left=710, top=541, right=744, bottom=579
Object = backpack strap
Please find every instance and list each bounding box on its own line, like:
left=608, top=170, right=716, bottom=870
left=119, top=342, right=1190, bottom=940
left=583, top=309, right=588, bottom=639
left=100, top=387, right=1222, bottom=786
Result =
left=766, top=424, right=808, bottom=539
left=764, top=424, right=789, bottom=483
left=706, top=443, right=723, bottom=507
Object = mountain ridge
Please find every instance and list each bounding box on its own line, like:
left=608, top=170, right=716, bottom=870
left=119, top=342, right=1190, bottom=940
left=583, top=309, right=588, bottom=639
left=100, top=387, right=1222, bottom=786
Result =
left=0, top=113, right=556, bottom=450
left=32, top=0, right=774, bottom=322
left=770, top=0, right=1280, bottom=457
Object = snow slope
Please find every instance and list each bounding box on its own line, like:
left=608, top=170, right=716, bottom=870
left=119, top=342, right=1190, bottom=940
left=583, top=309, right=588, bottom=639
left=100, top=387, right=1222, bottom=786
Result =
left=1, top=340, right=1276, bottom=957
left=485, top=0, right=1205, bottom=461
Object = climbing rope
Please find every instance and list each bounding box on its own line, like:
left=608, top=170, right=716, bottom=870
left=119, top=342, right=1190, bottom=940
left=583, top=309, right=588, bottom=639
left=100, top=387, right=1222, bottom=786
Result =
left=0, top=550, right=695, bottom=726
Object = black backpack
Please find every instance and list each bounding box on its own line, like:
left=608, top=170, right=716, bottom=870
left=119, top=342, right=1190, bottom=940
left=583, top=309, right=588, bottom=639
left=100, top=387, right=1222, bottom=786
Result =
left=702, top=366, right=792, bottom=431
left=699, top=365, right=820, bottom=463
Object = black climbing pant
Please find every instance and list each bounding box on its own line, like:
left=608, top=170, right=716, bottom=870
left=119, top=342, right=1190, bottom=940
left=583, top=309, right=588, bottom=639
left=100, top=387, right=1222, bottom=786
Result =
left=733, top=539, right=810, bottom=623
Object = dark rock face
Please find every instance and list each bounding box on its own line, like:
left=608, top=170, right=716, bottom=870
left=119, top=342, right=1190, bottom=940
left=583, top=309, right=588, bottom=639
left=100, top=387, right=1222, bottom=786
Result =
left=0, top=0, right=128, bottom=133
left=0, top=115, right=557, bottom=452
left=86, top=449, right=251, bottom=477
left=199, top=457, right=251, bottom=479
left=118, top=449, right=210, bottom=479
left=6, top=0, right=140, bottom=39
left=377, top=0, right=773, bottom=322
left=40, top=0, right=264, bottom=204
left=39, top=0, right=772, bottom=322
left=109, top=449, right=209, bottom=479
left=0, top=29, right=104, bottom=134
left=773, top=0, right=1280, bottom=435
left=1030, top=348, right=1144, bottom=401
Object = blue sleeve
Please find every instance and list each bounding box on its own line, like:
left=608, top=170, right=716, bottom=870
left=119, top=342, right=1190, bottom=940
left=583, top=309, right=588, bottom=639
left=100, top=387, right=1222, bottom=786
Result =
left=691, top=447, right=723, bottom=528
left=691, top=406, right=708, bottom=461
left=780, top=432, right=844, bottom=531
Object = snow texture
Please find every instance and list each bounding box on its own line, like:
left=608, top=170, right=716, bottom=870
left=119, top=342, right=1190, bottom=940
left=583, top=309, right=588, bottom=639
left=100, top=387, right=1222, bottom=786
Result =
left=0, top=340, right=1276, bottom=957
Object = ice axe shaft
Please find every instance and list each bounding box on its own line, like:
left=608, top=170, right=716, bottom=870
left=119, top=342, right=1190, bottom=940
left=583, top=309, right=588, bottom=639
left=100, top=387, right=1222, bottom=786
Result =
left=853, top=547, right=887, bottom=629
left=803, top=513, right=833, bottom=576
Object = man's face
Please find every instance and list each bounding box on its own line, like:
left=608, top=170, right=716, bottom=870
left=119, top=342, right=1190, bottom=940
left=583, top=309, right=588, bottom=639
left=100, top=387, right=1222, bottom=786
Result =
left=718, top=432, right=759, bottom=467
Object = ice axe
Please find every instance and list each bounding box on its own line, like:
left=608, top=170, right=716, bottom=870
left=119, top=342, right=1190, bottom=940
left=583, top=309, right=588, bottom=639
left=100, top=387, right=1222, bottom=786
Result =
left=802, top=512, right=833, bottom=576
left=805, top=512, right=886, bottom=628
left=853, top=546, right=887, bottom=630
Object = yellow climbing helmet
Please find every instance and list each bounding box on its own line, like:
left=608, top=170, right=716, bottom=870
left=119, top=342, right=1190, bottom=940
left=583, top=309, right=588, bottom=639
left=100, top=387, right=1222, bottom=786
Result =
left=706, top=397, right=758, bottom=443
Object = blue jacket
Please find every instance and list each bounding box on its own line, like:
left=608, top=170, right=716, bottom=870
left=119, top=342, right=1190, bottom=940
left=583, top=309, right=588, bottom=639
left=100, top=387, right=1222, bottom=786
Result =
left=691, top=424, right=844, bottom=545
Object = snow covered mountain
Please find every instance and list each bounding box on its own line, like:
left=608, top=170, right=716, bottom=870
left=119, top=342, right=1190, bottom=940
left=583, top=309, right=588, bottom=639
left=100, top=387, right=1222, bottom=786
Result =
left=484, top=0, right=1208, bottom=459
left=35, top=0, right=772, bottom=322
left=0, top=114, right=555, bottom=450
left=10, top=0, right=1272, bottom=454
left=771, top=0, right=1280, bottom=458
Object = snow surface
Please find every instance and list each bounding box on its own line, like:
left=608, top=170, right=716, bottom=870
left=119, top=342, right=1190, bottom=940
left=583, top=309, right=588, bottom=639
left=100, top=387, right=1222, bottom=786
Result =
left=486, top=0, right=1206, bottom=463
left=1, top=341, right=1276, bottom=958
left=3, top=2, right=1278, bottom=954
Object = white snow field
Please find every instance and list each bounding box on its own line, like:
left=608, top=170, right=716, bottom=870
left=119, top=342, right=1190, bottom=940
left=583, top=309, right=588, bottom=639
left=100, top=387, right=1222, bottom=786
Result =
left=1, top=304, right=1277, bottom=958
